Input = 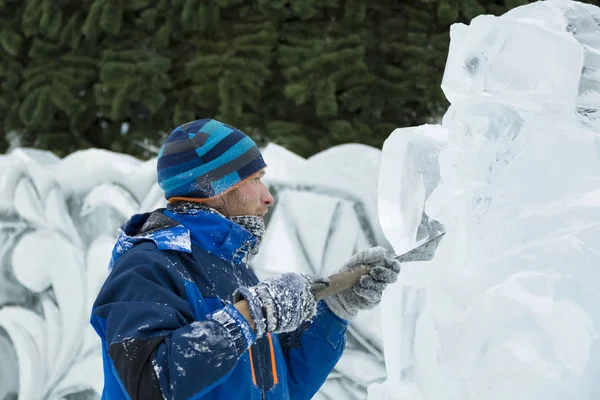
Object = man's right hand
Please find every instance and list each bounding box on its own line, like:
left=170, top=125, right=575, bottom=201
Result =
left=233, top=273, right=327, bottom=338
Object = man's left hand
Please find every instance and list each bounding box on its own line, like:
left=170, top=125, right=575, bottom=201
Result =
left=324, top=247, right=401, bottom=321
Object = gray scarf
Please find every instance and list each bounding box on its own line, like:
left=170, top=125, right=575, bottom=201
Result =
left=167, top=201, right=265, bottom=255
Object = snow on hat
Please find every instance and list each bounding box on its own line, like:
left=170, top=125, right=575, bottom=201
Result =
left=157, top=119, right=267, bottom=203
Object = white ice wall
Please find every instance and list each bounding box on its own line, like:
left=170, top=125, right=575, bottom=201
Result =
left=0, top=143, right=391, bottom=400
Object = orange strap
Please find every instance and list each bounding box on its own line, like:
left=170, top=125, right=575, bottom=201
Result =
left=248, top=347, right=257, bottom=385
left=248, top=334, right=279, bottom=387
left=267, top=333, right=279, bottom=385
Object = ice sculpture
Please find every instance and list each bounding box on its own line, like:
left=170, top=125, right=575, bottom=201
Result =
left=372, top=1, right=600, bottom=399
left=0, top=149, right=119, bottom=400
left=369, top=125, right=448, bottom=400
left=0, top=144, right=389, bottom=400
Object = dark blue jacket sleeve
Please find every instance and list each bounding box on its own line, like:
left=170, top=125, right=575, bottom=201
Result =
left=92, top=247, right=255, bottom=400
left=278, top=301, right=348, bottom=400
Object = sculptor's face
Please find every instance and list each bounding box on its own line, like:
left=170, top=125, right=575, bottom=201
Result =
left=217, top=170, right=274, bottom=218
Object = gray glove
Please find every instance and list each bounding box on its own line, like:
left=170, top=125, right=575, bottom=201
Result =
left=325, top=246, right=401, bottom=320
left=233, top=273, right=328, bottom=338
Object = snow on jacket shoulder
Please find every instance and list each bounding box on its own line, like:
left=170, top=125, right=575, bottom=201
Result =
left=90, top=209, right=348, bottom=400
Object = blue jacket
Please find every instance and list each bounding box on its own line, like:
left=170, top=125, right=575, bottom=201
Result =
left=91, top=208, right=348, bottom=400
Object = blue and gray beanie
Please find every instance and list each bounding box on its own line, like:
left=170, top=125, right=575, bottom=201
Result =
left=157, top=119, right=267, bottom=202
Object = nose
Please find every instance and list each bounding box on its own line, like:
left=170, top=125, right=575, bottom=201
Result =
left=261, top=184, right=275, bottom=207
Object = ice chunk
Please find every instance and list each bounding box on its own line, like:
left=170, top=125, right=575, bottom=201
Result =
left=415, top=3, right=600, bottom=400
left=372, top=1, right=600, bottom=400
left=414, top=116, right=600, bottom=400
left=503, top=0, right=600, bottom=117
left=372, top=125, right=447, bottom=399
left=441, top=13, right=582, bottom=114
left=378, top=125, right=448, bottom=258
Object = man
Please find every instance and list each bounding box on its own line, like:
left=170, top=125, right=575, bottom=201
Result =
left=91, top=119, right=401, bottom=400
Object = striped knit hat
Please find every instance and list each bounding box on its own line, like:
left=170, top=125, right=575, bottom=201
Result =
left=157, top=119, right=267, bottom=202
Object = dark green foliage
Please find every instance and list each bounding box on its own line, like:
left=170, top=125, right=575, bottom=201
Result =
left=0, top=0, right=576, bottom=157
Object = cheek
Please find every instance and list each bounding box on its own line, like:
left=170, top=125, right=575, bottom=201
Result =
left=236, top=187, right=260, bottom=205
left=238, top=192, right=252, bottom=203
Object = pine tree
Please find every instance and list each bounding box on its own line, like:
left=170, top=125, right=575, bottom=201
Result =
left=0, top=0, right=565, bottom=158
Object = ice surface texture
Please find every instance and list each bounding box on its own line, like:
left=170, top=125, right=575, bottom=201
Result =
left=0, top=144, right=389, bottom=400
left=373, top=125, right=447, bottom=400
left=374, top=1, right=600, bottom=399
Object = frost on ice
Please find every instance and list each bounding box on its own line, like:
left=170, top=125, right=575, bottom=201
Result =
left=371, top=1, right=600, bottom=399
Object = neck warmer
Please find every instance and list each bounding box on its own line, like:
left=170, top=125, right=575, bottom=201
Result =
left=167, top=201, right=265, bottom=255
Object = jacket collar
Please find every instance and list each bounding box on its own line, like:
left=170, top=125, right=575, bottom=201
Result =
left=164, top=209, right=257, bottom=265
left=109, top=210, right=191, bottom=270
left=108, top=209, right=256, bottom=270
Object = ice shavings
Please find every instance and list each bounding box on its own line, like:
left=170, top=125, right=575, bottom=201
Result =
left=175, top=362, right=186, bottom=376
left=109, top=223, right=192, bottom=270
left=374, top=124, right=447, bottom=397
left=180, top=321, right=236, bottom=366
left=152, top=359, right=168, bottom=400
left=242, top=272, right=317, bottom=337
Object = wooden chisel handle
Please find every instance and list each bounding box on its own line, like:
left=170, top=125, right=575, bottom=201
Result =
left=312, top=265, right=370, bottom=301
left=310, top=233, right=446, bottom=300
